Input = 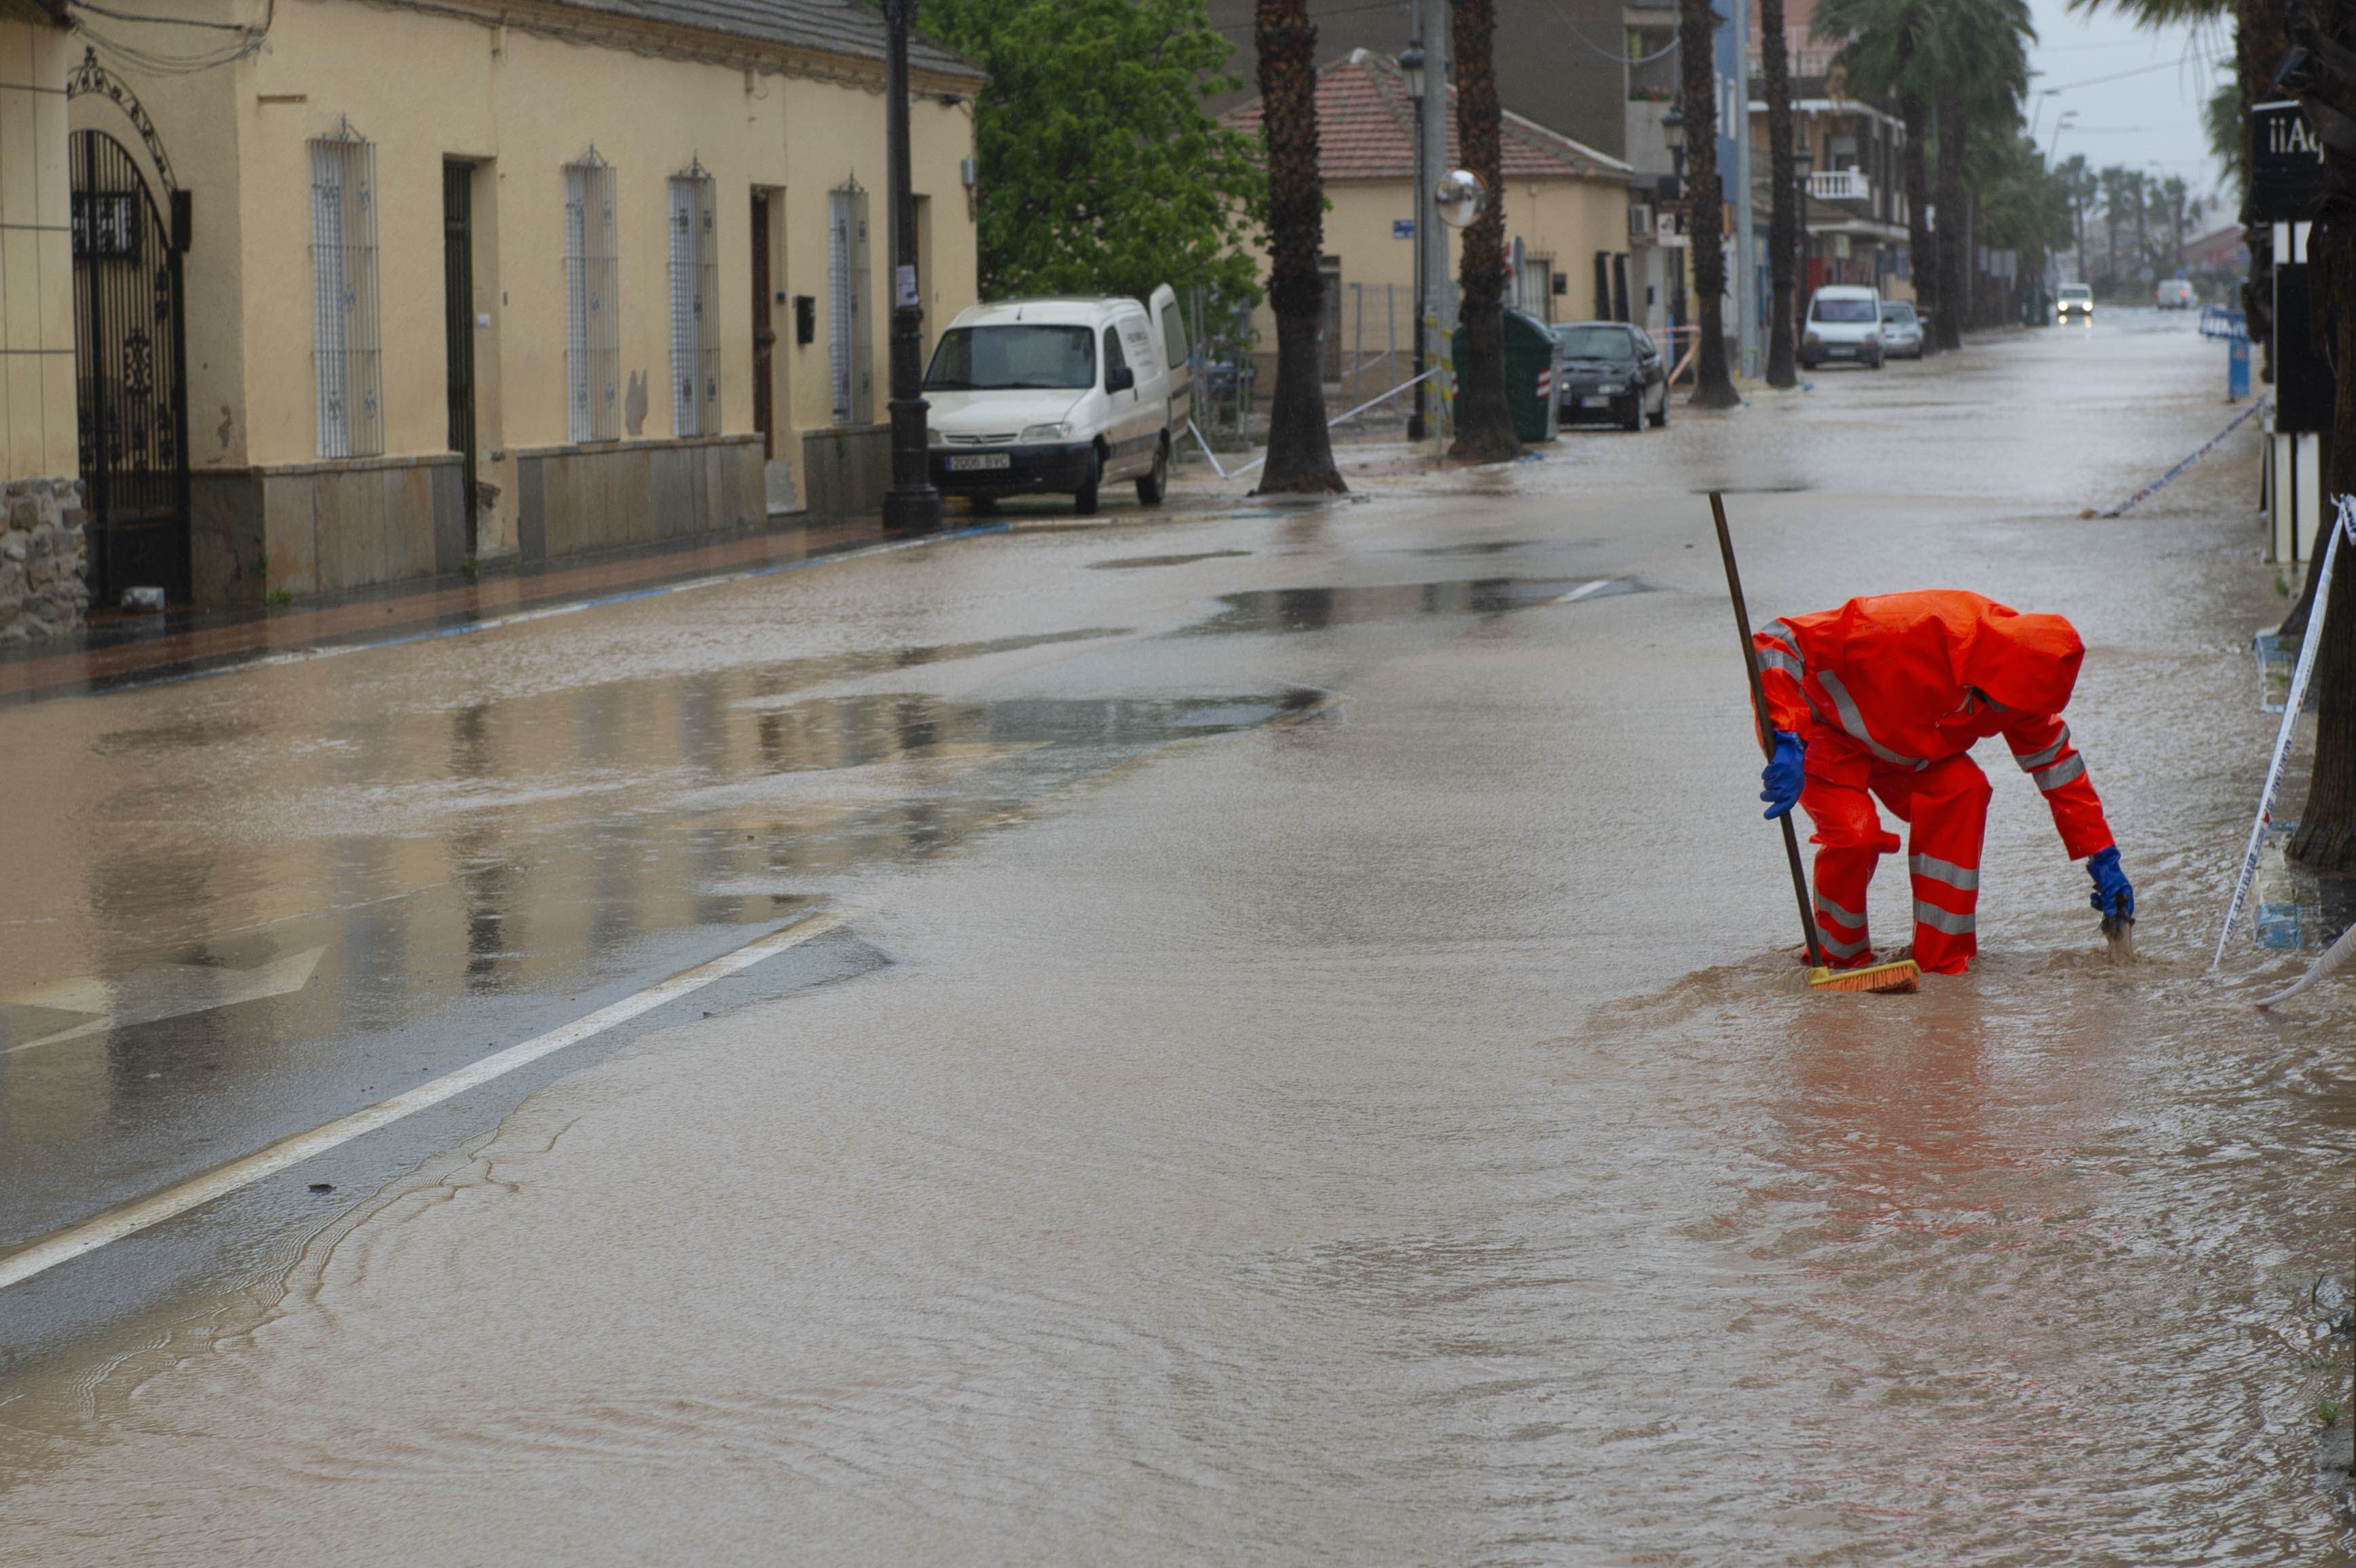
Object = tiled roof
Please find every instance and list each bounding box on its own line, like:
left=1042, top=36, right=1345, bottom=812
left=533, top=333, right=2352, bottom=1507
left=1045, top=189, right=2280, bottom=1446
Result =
left=545, top=0, right=984, bottom=79
left=1220, top=48, right=1629, bottom=183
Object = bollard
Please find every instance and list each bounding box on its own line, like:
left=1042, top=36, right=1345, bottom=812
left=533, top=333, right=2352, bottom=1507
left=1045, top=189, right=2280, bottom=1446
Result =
left=2229, top=333, right=2251, bottom=401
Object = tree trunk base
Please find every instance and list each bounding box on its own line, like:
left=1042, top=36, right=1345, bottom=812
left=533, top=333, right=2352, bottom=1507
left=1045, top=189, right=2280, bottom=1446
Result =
left=1687, top=381, right=1742, bottom=411
left=2289, top=817, right=2356, bottom=874
left=1447, top=425, right=1522, bottom=464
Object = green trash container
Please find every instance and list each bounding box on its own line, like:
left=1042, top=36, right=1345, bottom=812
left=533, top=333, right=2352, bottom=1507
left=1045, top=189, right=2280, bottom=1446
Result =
left=1453, top=307, right=1560, bottom=445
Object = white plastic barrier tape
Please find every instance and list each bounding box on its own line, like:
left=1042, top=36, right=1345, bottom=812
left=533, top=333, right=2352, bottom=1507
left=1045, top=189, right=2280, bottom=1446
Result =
left=2213, top=493, right=2355, bottom=969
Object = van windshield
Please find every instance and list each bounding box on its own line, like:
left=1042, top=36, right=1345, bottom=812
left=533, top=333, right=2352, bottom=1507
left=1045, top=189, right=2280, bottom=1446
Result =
left=925, top=326, right=1097, bottom=390
left=1811, top=297, right=1877, bottom=322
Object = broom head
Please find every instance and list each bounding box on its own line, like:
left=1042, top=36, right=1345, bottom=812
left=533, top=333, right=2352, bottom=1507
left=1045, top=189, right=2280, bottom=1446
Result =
left=1806, top=958, right=1922, bottom=994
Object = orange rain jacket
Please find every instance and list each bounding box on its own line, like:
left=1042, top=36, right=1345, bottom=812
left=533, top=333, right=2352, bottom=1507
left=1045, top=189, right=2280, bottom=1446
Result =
left=1753, top=590, right=2116, bottom=860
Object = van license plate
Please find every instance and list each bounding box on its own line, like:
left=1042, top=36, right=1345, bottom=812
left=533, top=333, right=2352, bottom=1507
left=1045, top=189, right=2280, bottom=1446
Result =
left=948, top=453, right=1011, bottom=472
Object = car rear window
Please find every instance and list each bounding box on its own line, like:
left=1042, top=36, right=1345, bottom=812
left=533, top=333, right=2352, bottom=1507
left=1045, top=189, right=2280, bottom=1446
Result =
left=1881, top=303, right=1915, bottom=323
left=1811, top=298, right=1877, bottom=323
left=1554, top=324, right=1633, bottom=359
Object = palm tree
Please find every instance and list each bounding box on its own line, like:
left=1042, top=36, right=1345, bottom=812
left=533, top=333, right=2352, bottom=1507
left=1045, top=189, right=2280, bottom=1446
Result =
left=1252, top=0, right=1344, bottom=493
left=1814, top=0, right=1938, bottom=352
left=1761, top=0, right=1799, bottom=388
left=1927, top=0, right=2030, bottom=341
left=2055, top=153, right=2098, bottom=278
left=1678, top=0, right=1741, bottom=406
left=1450, top=0, right=1520, bottom=461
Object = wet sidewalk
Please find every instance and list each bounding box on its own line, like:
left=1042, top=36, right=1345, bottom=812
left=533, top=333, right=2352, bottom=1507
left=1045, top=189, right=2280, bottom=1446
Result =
left=0, top=514, right=968, bottom=707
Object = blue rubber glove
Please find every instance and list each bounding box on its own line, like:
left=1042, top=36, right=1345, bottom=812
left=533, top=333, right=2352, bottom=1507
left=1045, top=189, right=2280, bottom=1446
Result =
left=2086, top=846, right=2134, bottom=922
left=1760, top=730, right=1806, bottom=820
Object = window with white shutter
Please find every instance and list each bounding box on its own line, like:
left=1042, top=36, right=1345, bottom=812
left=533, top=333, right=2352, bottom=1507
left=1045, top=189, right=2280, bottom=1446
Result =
left=310, top=121, right=381, bottom=459
left=565, top=153, right=620, bottom=443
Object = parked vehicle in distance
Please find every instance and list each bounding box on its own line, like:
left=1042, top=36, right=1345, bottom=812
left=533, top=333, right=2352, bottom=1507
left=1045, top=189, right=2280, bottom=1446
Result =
left=1799, top=285, right=1884, bottom=369
left=926, top=288, right=1192, bottom=514
left=2056, top=282, right=2094, bottom=322
left=2156, top=278, right=2196, bottom=310
left=1550, top=320, right=1668, bottom=430
left=1878, top=299, right=1924, bottom=360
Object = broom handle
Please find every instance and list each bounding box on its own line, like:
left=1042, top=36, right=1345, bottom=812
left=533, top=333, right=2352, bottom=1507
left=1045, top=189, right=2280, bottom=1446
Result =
left=1710, top=492, right=1829, bottom=971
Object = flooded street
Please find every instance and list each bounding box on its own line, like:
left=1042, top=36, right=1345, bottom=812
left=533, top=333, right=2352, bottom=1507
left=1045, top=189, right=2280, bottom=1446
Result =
left=2, top=314, right=2350, bottom=1563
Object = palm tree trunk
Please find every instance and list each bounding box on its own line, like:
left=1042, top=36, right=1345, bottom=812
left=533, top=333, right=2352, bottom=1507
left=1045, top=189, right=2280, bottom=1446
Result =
left=1899, top=81, right=1937, bottom=352
left=1761, top=0, right=1798, bottom=389
left=1679, top=0, right=1741, bottom=407
left=1253, top=0, right=1345, bottom=494
left=1448, top=0, right=1520, bottom=462
left=1933, top=90, right=1966, bottom=350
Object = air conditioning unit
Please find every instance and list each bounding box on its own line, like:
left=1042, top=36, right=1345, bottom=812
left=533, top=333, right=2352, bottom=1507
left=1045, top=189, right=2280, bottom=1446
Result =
left=1629, top=203, right=1653, bottom=236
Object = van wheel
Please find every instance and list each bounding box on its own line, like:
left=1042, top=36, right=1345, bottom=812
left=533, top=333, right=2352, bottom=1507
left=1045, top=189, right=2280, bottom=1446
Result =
left=1074, top=450, right=1101, bottom=515
left=1136, top=439, right=1168, bottom=505
left=967, top=495, right=998, bottom=516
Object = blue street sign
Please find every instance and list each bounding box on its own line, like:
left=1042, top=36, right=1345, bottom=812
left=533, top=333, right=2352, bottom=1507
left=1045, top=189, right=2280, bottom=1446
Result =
left=1393, top=219, right=1415, bottom=240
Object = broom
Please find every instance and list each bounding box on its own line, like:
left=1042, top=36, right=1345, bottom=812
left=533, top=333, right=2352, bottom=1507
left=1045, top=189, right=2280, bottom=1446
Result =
left=1710, top=493, right=1922, bottom=995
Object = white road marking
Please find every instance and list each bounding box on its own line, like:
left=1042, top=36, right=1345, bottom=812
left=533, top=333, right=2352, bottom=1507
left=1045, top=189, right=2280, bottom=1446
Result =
left=0, top=911, right=848, bottom=1293
left=1553, top=577, right=1628, bottom=604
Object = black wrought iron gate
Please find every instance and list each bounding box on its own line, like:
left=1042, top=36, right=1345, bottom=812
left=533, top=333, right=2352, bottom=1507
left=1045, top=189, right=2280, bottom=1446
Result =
left=71, top=128, right=189, bottom=603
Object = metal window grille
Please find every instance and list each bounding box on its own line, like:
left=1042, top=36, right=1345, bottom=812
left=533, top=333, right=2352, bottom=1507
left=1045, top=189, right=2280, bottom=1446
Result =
left=310, top=123, right=381, bottom=459
left=669, top=167, right=719, bottom=437
left=565, top=153, right=620, bottom=443
left=827, top=181, right=869, bottom=426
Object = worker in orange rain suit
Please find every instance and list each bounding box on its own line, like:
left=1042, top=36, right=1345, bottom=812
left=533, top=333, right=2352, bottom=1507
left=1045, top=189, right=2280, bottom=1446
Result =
left=1752, top=591, right=2134, bottom=975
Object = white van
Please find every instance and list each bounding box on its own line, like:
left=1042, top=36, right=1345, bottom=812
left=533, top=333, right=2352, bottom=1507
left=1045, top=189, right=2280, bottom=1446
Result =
left=924, top=288, right=1192, bottom=514
left=1799, top=283, right=1886, bottom=370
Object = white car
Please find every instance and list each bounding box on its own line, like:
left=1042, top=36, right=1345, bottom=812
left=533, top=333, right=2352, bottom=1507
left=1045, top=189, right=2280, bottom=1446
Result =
left=2156, top=278, right=2195, bottom=310
left=1799, top=284, right=1885, bottom=369
left=2057, top=282, right=2094, bottom=321
left=926, top=288, right=1193, bottom=514
left=1877, top=299, right=1924, bottom=359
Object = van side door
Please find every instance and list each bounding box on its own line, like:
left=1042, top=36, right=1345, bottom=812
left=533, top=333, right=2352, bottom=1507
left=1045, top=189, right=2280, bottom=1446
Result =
left=1149, top=284, right=1192, bottom=436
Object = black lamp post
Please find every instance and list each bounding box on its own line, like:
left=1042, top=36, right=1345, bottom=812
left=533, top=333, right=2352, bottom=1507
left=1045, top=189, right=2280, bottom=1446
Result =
left=881, top=0, right=941, bottom=534
left=1401, top=42, right=1427, bottom=440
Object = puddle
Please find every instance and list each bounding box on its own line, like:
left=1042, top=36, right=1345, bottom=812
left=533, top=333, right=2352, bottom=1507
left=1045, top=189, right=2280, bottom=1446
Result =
left=1088, top=550, right=1254, bottom=571
left=1397, top=540, right=1533, bottom=557
left=1182, top=576, right=1642, bottom=635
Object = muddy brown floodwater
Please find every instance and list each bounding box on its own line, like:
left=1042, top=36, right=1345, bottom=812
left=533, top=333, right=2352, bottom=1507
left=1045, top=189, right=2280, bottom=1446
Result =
left=0, top=313, right=2350, bottom=1563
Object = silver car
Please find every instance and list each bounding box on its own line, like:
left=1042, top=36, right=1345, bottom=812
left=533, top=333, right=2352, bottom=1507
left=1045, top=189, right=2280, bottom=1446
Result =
left=1878, top=299, right=1924, bottom=359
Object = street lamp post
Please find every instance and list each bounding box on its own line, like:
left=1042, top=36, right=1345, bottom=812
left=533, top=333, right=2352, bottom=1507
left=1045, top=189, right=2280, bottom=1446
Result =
left=1402, top=41, right=1427, bottom=441
left=880, top=0, right=941, bottom=534
left=1663, top=105, right=1686, bottom=333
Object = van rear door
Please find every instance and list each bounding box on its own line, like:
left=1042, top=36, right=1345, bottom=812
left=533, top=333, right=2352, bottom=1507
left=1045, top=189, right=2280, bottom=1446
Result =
left=1149, top=284, right=1193, bottom=435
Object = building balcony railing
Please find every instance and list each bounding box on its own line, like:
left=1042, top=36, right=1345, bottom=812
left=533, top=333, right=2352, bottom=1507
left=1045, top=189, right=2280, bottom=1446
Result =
left=1808, top=168, right=1871, bottom=203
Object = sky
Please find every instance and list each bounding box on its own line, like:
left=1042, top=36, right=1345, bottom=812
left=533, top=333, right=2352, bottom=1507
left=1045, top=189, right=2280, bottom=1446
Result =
left=2025, top=0, right=2235, bottom=221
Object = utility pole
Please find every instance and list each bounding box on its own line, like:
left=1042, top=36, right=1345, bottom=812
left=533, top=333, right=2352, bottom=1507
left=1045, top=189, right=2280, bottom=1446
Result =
left=880, top=0, right=941, bottom=534
left=1729, top=0, right=1755, bottom=379
left=1403, top=38, right=1429, bottom=440
left=1418, top=0, right=1451, bottom=437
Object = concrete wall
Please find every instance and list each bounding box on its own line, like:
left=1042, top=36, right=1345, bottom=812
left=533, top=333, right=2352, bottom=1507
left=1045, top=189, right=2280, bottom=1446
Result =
left=515, top=434, right=760, bottom=561
left=88, top=0, right=978, bottom=600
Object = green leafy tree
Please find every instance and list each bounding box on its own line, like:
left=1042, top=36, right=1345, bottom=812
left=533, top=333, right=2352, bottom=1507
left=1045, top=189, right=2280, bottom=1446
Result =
left=918, top=0, right=1267, bottom=304
left=2055, top=153, right=2099, bottom=277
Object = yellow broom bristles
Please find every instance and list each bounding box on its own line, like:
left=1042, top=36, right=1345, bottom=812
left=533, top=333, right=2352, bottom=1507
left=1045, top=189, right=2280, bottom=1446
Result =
left=1806, top=959, right=1923, bottom=994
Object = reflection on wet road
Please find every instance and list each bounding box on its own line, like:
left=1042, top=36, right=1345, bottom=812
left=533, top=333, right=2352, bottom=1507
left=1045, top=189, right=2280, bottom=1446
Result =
left=1, top=311, right=2351, bottom=1565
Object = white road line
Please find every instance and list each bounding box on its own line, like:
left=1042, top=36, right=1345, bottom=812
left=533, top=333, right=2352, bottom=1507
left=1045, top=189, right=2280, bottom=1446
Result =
left=0, top=911, right=848, bottom=1294
left=1554, top=577, right=1628, bottom=604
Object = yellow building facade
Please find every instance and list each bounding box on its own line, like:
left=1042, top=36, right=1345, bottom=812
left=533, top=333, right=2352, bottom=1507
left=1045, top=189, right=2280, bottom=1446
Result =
left=0, top=0, right=82, bottom=643
left=1222, top=52, right=1633, bottom=397
left=71, top=0, right=980, bottom=605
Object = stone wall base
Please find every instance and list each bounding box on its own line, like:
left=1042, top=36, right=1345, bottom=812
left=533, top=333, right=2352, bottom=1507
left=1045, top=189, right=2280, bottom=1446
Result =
left=0, top=476, right=89, bottom=644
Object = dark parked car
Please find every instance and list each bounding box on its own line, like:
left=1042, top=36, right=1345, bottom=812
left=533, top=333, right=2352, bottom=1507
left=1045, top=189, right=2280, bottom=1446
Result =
left=1550, top=321, right=1668, bottom=430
